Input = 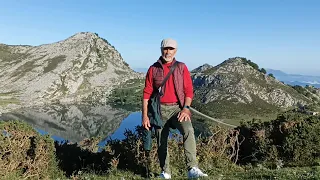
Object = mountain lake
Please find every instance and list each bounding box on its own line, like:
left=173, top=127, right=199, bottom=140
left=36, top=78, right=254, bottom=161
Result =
left=0, top=103, right=142, bottom=147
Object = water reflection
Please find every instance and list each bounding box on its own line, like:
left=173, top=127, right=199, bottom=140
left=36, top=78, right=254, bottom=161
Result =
left=98, top=112, right=142, bottom=147
left=0, top=103, right=210, bottom=145
left=0, top=103, right=141, bottom=143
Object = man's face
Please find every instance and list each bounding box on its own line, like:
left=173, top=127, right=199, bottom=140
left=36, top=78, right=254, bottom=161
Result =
left=161, top=47, right=177, bottom=62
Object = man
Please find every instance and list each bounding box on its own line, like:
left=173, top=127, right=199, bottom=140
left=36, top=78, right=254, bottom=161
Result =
left=142, top=38, right=208, bottom=179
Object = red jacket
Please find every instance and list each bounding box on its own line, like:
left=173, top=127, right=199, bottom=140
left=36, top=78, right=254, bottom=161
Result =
left=143, top=57, right=194, bottom=107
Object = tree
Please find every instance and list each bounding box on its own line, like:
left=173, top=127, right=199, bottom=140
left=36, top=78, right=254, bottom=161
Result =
left=268, top=73, right=275, bottom=78
left=260, top=68, right=267, bottom=74
left=292, top=85, right=305, bottom=94
left=247, top=60, right=259, bottom=70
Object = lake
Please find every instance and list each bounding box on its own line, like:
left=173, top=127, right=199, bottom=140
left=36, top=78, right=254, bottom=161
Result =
left=0, top=103, right=142, bottom=145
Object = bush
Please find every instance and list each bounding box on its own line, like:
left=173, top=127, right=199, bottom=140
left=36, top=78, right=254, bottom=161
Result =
left=260, top=68, right=267, bottom=74
left=103, top=125, right=240, bottom=178
left=237, top=111, right=320, bottom=167
left=0, top=120, right=64, bottom=179
left=268, top=73, right=275, bottom=78
left=292, top=85, right=306, bottom=95
left=239, top=57, right=259, bottom=70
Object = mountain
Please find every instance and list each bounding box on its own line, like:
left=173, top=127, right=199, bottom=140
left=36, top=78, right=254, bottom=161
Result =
left=0, top=32, right=144, bottom=112
left=133, top=67, right=148, bottom=74
left=191, top=57, right=315, bottom=120
left=191, top=63, right=213, bottom=73
left=266, top=69, right=320, bottom=88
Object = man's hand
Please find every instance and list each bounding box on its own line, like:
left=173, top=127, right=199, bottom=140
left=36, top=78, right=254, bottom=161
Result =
left=142, top=115, right=151, bottom=130
left=177, top=108, right=191, bottom=122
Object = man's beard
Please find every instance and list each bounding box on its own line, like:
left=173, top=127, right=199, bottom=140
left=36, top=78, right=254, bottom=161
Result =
left=162, top=55, right=174, bottom=62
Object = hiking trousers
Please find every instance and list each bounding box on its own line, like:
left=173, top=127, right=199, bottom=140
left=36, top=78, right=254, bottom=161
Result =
left=155, top=104, right=198, bottom=174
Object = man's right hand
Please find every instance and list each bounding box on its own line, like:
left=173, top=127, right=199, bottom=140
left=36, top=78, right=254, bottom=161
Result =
left=142, top=116, right=151, bottom=130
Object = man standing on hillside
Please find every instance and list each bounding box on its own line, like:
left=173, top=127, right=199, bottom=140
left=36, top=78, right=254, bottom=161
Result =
left=141, top=38, right=208, bottom=179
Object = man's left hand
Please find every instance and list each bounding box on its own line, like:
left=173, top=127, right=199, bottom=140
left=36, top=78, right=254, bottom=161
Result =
left=177, top=108, right=191, bottom=122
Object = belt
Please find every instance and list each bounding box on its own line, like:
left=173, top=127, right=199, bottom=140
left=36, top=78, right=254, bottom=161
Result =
left=160, top=102, right=178, bottom=106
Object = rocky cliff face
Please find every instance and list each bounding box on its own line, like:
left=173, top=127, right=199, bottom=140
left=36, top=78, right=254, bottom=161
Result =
left=191, top=57, right=311, bottom=118
left=0, top=32, right=143, bottom=111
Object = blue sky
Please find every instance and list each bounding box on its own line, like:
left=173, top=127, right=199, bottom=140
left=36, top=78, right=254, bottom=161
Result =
left=1, top=0, right=319, bottom=75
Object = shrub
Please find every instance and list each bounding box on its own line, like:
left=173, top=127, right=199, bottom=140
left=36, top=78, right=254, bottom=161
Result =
left=292, top=85, right=306, bottom=95
left=239, top=57, right=260, bottom=71
left=268, top=73, right=275, bottom=78
left=260, top=68, right=267, bottom=74
left=0, top=120, right=64, bottom=179
left=103, top=125, right=241, bottom=178
left=237, top=111, right=320, bottom=167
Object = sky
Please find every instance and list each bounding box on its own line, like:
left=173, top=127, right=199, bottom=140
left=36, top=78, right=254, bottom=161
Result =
left=0, top=0, right=319, bottom=75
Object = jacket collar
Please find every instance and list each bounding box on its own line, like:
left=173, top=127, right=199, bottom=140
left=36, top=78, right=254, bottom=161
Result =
left=157, top=56, right=177, bottom=68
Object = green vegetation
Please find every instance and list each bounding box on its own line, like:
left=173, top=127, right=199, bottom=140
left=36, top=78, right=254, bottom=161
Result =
left=80, top=56, right=91, bottom=70
left=239, top=57, right=270, bottom=74
left=2, top=51, right=320, bottom=179
left=59, top=75, right=69, bottom=95
left=0, top=92, right=21, bottom=106
left=1, top=112, right=320, bottom=179
left=237, top=111, right=320, bottom=167
left=123, top=61, right=130, bottom=67
left=43, top=55, right=66, bottom=73
left=0, top=98, right=20, bottom=106
left=107, top=78, right=144, bottom=111
left=202, top=66, right=219, bottom=75
left=114, top=70, right=128, bottom=75
left=192, top=93, right=279, bottom=125
left=292, top=85, right=307, bottom=95
left=291, top=85, right=320, bottom=100
left=268, top=73, right=275, bottom=78
left=260, top=68, right=267, bottom=74
left=10, top=60, right=40, bottom=80
left=241, top=57, right=260, bottom=70
left=0, top=121, right=64, bottom=179
left=0, top=44, right=28, bottom=63
left=192, top=57, right=314, bottom=126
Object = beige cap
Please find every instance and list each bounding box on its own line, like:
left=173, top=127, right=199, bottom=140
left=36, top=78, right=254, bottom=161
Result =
left=161, top=38, right=178, bottom=49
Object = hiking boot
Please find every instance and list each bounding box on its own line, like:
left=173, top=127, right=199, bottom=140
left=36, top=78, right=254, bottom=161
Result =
left=187, top=167, right=208, bottom=178
left=159, top=171, right=171, bottom=179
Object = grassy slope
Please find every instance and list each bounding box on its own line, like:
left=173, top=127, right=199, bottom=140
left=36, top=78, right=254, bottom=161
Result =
left=192, top=66, right=312, bottom=126
left=107, top=78, right=144, bottom=111
left=0, top=92, right=20, bottom=106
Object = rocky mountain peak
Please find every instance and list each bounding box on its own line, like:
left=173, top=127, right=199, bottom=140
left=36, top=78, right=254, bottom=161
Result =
left=192, top=57, right=310, bottom=114
left=0, top=32, right=143, bottom=110
left=201, top=57, right=262, bottom=76
left=68, top=32, right=98, bottom=40
left=191, top=63, right=213, bottom=73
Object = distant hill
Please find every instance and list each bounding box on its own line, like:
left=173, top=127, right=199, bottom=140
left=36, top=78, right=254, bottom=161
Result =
left=133, top=67, right=148, bottom=74
left=0, top=32, right=144, bottom=112
left=266, top=69, right=320, bottom=88
left=190, top=57, right=318, bottom=121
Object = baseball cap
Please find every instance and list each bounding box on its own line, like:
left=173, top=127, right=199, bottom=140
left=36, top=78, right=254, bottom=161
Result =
left=161, top=38, right=178, bottom=49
